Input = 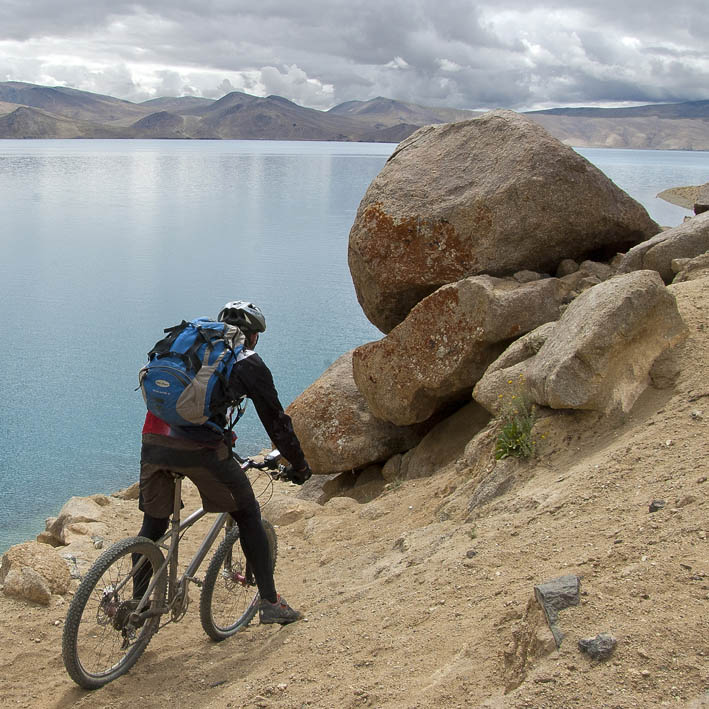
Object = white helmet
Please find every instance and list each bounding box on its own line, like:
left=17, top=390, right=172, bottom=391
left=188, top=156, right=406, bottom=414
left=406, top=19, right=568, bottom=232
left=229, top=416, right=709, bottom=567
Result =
left=217, top=301, right=266, bottom=333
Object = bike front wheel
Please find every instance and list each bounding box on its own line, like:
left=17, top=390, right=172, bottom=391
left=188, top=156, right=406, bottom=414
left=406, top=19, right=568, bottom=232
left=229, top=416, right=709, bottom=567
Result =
left=62, top=536, right=167, bottom=689
left=199, top=519, right=278, bottom=640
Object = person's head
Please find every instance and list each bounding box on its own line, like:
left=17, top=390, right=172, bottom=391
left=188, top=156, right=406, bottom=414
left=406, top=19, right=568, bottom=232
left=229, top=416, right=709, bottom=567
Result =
left=217, top=300, right=266, bottom=348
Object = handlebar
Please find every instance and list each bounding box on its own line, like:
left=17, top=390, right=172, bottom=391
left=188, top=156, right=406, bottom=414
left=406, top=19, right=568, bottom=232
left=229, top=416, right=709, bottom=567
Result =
left=240, top=449, right=292, bottom=481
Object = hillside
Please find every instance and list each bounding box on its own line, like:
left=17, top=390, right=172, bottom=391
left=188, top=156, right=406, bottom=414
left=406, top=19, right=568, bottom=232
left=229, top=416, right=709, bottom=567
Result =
left=3, top=82, right=709, bottom=148
left=0, top=106, right=128, bottom=139
left=328, top=96, right=480, bottom=127
left=0, top=81, right=151, bottom=125
left=528, top=113, right=709, bottom=151
left=1, top=274, right=707, bottom=707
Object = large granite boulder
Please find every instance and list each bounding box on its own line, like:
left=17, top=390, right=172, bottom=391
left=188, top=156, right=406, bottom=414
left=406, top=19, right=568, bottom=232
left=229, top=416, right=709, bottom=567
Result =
left=474, top=271, right=687, bottom=415
left=352, top=275, right=566, bottom=426
left=286, top=351, right=427, bottom=474
left=348, top=110, right=660, bottom=333
left=616, top=211, right=709, bottom=282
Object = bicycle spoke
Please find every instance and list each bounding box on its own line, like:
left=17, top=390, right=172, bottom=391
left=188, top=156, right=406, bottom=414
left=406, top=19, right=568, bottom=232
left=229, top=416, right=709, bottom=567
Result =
left=62, top=537, right=166, bottom=689
left=199, top=521, right=277, bottom=640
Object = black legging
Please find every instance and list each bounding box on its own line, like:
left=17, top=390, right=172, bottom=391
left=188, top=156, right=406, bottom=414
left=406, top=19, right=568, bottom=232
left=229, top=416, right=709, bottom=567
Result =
left=133, top=507, right=277, bottom=603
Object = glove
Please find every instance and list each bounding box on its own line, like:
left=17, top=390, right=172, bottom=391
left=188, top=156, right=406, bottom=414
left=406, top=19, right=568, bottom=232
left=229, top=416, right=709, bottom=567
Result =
left=284, top=464, right=312, bottom=485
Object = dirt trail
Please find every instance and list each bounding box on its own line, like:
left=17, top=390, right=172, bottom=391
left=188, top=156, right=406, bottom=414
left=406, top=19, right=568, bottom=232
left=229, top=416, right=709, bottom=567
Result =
left=1, top=278, right=708, bottom=709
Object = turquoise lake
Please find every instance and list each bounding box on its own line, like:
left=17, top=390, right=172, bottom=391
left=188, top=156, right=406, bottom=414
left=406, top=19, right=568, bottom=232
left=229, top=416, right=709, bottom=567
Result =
left=0, top=139, right=706, bottom=552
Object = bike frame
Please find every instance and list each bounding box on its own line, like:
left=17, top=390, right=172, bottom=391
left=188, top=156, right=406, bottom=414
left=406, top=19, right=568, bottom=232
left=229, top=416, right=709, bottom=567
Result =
left=132, top=475, right=231, bottom=621
left=131, top=449, right=283, bottom=624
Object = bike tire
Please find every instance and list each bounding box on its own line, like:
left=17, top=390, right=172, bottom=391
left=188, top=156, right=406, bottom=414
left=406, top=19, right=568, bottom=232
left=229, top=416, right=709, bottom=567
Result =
left=199, top=519, right=278, bottom=641
left=62, top=536, right=167, bottom=689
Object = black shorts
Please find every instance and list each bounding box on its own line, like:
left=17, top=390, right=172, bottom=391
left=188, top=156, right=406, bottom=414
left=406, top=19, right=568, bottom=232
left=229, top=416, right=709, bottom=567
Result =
left=139, top=433, right=259, bottom=519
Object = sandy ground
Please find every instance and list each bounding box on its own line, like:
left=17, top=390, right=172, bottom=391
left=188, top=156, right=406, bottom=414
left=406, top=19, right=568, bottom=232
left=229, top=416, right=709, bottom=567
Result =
left=1, top=277, right=708, bottom=709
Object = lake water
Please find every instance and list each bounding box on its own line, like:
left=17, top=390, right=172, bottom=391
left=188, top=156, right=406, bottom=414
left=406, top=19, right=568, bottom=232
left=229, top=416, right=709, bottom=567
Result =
left=0, top=140, right=707, bottom=552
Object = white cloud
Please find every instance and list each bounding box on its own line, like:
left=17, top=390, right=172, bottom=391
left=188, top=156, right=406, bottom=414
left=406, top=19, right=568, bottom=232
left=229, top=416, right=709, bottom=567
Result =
left=0, top=0, right=708, bottom=110
left=385, top=57, right=410, bottom=70
left=437, top=58, right=462, bottom=72
left=259, top=65, right=335, bottom=108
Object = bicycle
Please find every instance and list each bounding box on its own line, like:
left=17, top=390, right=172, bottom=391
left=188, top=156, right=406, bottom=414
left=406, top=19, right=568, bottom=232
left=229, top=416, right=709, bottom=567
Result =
left=62, top=449, right=290, bottom=690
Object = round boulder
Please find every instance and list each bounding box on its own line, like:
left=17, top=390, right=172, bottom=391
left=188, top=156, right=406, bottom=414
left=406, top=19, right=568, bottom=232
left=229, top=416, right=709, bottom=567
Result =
left=348, top=110, right=660, bottom=333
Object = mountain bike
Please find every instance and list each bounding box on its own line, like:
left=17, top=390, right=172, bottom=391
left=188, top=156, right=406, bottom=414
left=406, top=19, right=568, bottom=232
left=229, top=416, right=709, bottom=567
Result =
left=62, top=449, right=289, bottom=690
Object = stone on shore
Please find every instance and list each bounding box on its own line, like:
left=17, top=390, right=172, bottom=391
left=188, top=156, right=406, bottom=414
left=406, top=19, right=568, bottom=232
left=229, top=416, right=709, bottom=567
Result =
left=44, top=495, right=111, bottom=546
left=477, top=271, right=688, bottom=415
left=616, top=211, right=709, bottom=282
left=0, top=541, right=71, bottom=603
left=348, top=109, right=660, bottom=333
left=353, top=275, right=566, bottom=426
left=286, top=351, right=428, bottom=474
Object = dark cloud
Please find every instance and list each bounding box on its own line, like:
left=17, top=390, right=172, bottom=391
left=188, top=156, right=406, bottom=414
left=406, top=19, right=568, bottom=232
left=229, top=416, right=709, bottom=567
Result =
left=0, top=0, right=707, bottom=109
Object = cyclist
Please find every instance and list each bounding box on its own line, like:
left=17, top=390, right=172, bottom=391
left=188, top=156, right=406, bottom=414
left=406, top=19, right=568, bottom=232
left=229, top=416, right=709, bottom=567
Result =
left=135, top=300, right=311, bottom=624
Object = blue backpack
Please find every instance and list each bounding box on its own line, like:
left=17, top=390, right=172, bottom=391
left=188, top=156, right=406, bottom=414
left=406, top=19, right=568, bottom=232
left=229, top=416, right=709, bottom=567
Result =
left=138, top=318, right=245, bottom=433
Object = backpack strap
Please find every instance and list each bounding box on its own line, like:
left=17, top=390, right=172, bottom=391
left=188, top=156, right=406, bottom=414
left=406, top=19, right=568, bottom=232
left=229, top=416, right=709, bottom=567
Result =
left=147, top=320, right=189, bottom=358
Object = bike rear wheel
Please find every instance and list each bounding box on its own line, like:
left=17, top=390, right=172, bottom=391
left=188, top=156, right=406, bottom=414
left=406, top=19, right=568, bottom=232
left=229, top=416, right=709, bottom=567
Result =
left=62, top=536, right=167, bottom=689
left=199, top=520, right=278, bottom=640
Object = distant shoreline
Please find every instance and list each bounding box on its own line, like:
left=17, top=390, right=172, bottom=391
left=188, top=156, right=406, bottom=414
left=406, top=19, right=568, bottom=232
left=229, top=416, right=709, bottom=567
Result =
left=4, top=82, right=709, bottom=150
left=1, top=136, right=709, bottom=155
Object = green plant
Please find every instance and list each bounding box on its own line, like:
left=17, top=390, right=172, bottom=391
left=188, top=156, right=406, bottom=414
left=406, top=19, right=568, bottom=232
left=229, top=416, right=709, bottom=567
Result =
left=494, top=384, right=537, bottom=460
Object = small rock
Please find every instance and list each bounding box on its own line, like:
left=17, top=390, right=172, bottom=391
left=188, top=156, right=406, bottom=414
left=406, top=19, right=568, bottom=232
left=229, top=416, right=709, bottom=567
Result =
left=393, top=537, right=409, bottom=552
left=697, top=476, right=707, bottom=484
left=649, top=500, right=666, bottom=513
left=690, top=410, right=704, bottom=420
left=61, top=553, right=82, bottom=580
left=556, top=259, right=579, bottom=277
left=578, top=632, right=617, bottom=660
left=534, top=574, right=581, bottom=648
left=466, top=549, right=478, bottom=559
left=513, top=270, right=543, bottom=283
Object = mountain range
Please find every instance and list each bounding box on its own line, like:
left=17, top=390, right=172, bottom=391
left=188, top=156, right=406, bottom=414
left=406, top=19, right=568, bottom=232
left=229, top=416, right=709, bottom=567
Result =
left=2, top=81, right=709, bottom=150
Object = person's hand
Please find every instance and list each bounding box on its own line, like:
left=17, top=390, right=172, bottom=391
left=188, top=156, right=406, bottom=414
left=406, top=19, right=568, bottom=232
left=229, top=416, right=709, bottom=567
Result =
left=284, top=464, right=312, bottom=485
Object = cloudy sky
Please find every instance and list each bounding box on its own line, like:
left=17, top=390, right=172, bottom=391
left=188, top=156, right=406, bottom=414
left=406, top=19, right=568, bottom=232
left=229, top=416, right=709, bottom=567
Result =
left=1, top=0, right=708, bottom=110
